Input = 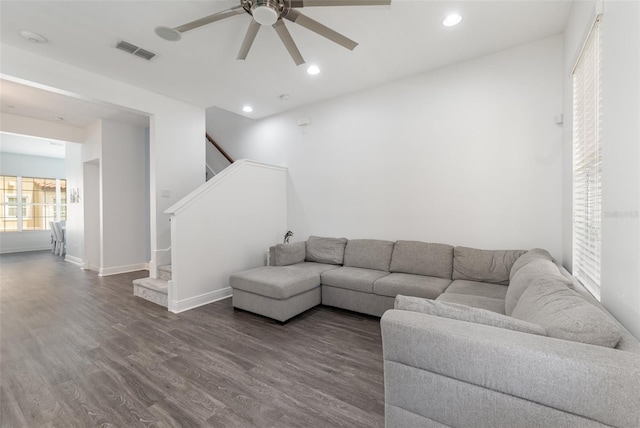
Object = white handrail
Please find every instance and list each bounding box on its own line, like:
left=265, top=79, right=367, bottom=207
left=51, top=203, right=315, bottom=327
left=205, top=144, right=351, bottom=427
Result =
left=165, top=159, right=286, bottom=216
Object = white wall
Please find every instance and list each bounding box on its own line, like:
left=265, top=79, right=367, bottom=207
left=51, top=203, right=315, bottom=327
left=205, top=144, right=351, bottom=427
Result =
left=1, top=43, right=205, bottom=277
left=563, top=0, right=640, bottom=339
left=0, top=112, right=83, bottom=143
left=0, top=230, right=52, bottom=254
left=74, top=119, right=148, bottom=274
left=209, top=35, right=564, bottom=259
left=0, top=152, right=66, bottom=253
left=600, top=0, right=640, bottom=341
left=83, top=160, right=100, bottom=271
left=166, top=160, right=287, bottom=313
left=82, top=121, right=102, bottom=271
left=64, top=142, right=83, bottom=264
left=100, top=119, right=147, bottom=274
left=0, top=152, right=65, bottom=178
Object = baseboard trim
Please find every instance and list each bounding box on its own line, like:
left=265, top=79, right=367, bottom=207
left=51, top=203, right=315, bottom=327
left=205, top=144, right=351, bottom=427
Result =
left=64, top=255, right=83, bottom=267
left=169, top=287, right=232, bottom=314
left=99, top=263, right=149, bottom=277
left=0, top=245, right=51, bottom=254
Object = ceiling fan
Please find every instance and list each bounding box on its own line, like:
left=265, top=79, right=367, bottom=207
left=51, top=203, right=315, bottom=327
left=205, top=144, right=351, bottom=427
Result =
left=155, top=0, right=391, bottom=66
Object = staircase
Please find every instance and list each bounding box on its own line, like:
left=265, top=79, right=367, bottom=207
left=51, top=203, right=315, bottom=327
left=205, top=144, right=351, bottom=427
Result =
left=132, top=265, right=171, bottom=307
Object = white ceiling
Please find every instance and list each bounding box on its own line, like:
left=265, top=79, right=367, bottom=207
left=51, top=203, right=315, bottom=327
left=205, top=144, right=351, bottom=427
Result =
left=0, top=132, right=66, bottom=159
left=0, top=1, right=572, bottom=119
left=0, top=78, right=149, bottom=128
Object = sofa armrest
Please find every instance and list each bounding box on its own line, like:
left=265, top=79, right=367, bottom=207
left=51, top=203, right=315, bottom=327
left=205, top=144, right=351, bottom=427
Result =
left=381, top=309, right=640, bottom=428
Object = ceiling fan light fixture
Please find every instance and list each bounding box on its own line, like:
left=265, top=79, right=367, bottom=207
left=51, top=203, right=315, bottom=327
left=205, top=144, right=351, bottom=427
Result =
left=252, top=1, right=280, bottom=26
left=442, top=13, right=462, bottom=27
left=155, top=26, right=182, bottom=41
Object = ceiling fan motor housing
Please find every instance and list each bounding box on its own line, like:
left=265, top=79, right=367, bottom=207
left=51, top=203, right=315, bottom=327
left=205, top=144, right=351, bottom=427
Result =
left=250, top=0, right=284, bottom=25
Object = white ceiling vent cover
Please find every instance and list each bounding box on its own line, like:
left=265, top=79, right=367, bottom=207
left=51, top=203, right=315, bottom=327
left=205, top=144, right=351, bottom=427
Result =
left=115, top=40, right=156, bottom=61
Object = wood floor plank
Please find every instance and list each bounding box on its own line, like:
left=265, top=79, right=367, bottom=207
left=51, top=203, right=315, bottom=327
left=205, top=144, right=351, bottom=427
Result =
left=0, top=251, right=384, bottom=427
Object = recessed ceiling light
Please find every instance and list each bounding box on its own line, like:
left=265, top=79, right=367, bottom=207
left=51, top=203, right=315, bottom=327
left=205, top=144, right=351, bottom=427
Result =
left=53, top=117, right=64, bottom=121
left=442, top=13, right=462, bottom=27
left=20, top=30, right=48, bottom=43
left=242, top=106, right=253, bottom=113
left=307, top=65, right=320, bottom=75
left=279, top=94, right=291, bottom=101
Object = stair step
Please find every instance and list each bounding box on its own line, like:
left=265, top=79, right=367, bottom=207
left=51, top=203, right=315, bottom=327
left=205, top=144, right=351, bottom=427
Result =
left=158, top=264, right=172, bottom=281
left=133, top=277, right=168, bottom=307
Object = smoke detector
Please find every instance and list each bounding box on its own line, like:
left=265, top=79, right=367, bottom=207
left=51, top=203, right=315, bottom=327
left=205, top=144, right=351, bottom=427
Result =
left=20, top=30, right=47, bottom=44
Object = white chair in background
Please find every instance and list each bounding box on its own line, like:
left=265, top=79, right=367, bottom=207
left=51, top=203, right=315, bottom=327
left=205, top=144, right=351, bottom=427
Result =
left=49, top=221, right=57, bottom=253
left=52, top=221, right=65, bottom=256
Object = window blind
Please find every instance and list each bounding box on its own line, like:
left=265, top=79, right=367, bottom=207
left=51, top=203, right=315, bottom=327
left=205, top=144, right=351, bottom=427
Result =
left=572, top=19, right=602, bottom=299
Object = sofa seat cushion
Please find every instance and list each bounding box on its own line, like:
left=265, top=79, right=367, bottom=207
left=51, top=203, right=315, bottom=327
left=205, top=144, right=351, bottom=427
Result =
left=390, top=241, right=454, bottom=279
left=395, top=295, right=546, bottom=336
left=505, top=259, right=568, bottom=315
left=321, top=266, right=390, bottom=293
left=436, top=293, right=506, bottom=314
left=344, top=239, right=395, bottom=271
left=512, top=276, right=622, bottom=348
left=373, top=273, right=451, bottom=300
left=444, top=280, right=508, bottom=300
left=230, top=262, right=338, bottom=300
left=453, top=246, right=526, bottom=285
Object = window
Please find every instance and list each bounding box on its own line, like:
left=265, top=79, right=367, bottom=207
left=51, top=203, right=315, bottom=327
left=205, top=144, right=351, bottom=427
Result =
left=0, top=176, right=67, bottom=232
left=4, top=195, right=31, bottom=218
left=572, top=18, right=602, bottom=299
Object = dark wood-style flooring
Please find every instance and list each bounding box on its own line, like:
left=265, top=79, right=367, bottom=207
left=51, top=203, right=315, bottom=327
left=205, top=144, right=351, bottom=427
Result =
left=0, top=251, right=384, bottom=427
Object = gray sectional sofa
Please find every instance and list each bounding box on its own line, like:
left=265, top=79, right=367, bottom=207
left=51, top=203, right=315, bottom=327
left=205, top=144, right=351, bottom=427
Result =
left=230, top=236, right=528, bottom=321
left=229, top=236, right=640, bottom=427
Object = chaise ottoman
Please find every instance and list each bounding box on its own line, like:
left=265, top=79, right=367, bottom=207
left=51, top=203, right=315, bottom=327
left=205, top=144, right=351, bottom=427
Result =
left=229, top=262, right=339, bottom=322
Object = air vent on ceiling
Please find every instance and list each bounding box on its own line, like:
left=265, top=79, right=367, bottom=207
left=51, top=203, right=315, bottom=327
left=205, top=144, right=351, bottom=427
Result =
left=115, top=40, right=156, bottom=61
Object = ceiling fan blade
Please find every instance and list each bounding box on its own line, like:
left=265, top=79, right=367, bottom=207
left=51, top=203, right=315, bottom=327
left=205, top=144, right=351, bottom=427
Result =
left=289, top=0, right=391, bottom=7
left=273, top=20, right=305, bottom=66
left=237, top=20, right=261, bottom=60
left=174, top=5, right=245, bottom=34
left=285, top=9, right=358, bottom=51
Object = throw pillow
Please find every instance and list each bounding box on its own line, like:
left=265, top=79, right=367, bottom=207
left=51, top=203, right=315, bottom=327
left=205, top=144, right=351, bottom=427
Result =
left=343, top=239, right=395, bottom=271
left=273, top=242, right=306, bottom=266
left=511, top=277, right=622, bottom=348
left=389, top=240, right=454, bottom=279
left=452, top=246, right=527, bottom=285
left=504, top=258, right=567, bottom=316
left=509, top=248, right=554, bottom=280
left=395, top=295, right=546, bottom=336
left=305, top=236, right=348, bottom=265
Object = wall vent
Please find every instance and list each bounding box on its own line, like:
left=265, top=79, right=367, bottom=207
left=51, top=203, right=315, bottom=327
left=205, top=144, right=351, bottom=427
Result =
left=115, top=40, right=157, bottom=61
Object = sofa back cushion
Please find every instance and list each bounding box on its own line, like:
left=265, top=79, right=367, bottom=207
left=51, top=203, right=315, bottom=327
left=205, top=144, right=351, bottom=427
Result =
left=505, top=258, right=566, bottom=315
left=510, top=248, right=554, bottom=280
left=395, top=295, right=546, bottom=336
left=305, top=236, right=348, bottom=265
left=453, top=246, right=526, bottom=285
left=511, top=276, right=622, bottom=348
left=343, top=239, right=395, bottom=271
left=390, top=241, right=454, bottom=279
left=271, top=242, right=306, bottom=266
